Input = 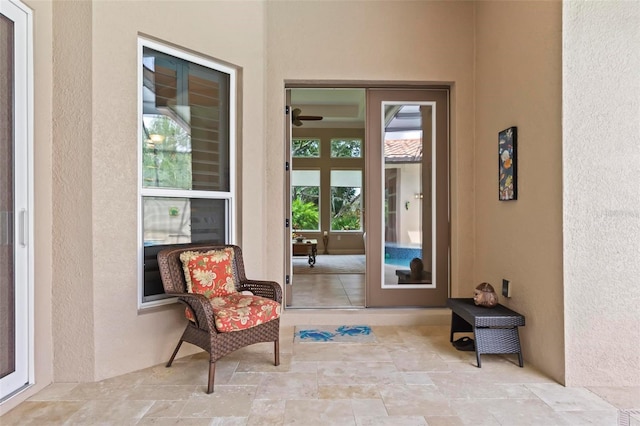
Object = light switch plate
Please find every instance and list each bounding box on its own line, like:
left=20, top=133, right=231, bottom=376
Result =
left=502, top=279, right=511, bottom=297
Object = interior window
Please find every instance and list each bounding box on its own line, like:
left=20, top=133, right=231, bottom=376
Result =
left=291, top=170, right=320, bottom=231
left=292, top=138, right=320, bottom=158
left=331, top=138, right=362, bottom=158
left=330, top=170, right=362, bottom=231
left=139, top=39, right=236, bottom=307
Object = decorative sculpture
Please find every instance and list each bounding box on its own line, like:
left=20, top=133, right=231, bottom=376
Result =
left=473, top=282, right=498, bottom=308
left=409, top=257, right=424, bottom=280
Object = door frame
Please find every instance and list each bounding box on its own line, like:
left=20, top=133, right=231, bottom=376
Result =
left=365, top=88, right=450, bottom=307
left=283, top=83, right=450, bottom=309
left=0, top=0, right=34, bottom=402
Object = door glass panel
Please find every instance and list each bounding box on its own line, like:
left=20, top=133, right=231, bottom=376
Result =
left=0, top=13, right=15, bottom=380
left=382, top=103, right=434, bottom=288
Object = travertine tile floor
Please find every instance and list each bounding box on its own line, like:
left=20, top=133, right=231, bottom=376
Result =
left=290, top=273, right=365, bottom=308
left=2, top=325, right=638, bottom=425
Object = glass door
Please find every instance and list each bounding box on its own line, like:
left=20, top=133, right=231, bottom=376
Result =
left=365, top=89, right=449, bottom=307
left=0, top=0, right=32, bottom=401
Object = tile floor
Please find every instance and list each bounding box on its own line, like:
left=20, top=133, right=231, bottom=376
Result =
left=289, top=254, right=414, bottom=309
left=2, top=324, right=638, bottom=425
left=290, top=254, right=365, bottom=308
left=290, top=273, right=365, bottom=308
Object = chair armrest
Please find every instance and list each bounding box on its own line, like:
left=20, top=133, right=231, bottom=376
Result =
left=237, top=280, right=283, bottom=304
left=167, top=292, right=217, bottom=333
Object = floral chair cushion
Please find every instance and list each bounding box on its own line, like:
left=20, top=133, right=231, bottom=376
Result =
left=179, top=248, right=280, bottom=331
left=184, top=293, right=281, bottom=332
left=180, top=248, right=237, bottom=298
left=210, top=293, right=281, bottom=332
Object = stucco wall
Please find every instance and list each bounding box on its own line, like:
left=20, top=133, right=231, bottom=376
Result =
left=563, top=1, right=640, bottom=386
left=265, top=0, right=476, bottom=295
left=48, top=0, right=268, bottom=381
left=52, top=0, right=96, bottom=382
left=474, top=1, right=564, bottom=382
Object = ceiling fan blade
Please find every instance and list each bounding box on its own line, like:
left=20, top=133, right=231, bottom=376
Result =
left=292, top=108, right=323, bottom=126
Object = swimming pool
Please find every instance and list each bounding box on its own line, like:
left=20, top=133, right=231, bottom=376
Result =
left=384, top=243, right=422, bottom=267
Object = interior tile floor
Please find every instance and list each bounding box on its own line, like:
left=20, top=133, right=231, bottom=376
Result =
left=3, top=325, right=638, bottom=425
left=290, top=273, right=365, bottom=308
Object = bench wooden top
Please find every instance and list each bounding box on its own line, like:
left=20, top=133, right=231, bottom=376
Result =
left=447, top=298, right=525, bottom=328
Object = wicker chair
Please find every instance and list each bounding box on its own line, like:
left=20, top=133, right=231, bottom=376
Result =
left=157, top=244, right=281, bottom=393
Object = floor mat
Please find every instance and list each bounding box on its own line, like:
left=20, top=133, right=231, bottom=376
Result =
left=294, top=325, right=376, bottom=343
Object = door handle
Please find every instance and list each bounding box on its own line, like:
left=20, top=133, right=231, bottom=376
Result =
left=19, top=209, right=27, bottom=247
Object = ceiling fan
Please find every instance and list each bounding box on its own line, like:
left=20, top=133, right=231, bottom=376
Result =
left=291, top=108, right=323, bottom=127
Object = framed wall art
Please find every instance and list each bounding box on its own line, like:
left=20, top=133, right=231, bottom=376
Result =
left=498, top=126, right=517, bottom=201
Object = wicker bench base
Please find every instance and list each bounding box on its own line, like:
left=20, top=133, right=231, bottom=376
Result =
left=447, top=298, right=525, bottom=368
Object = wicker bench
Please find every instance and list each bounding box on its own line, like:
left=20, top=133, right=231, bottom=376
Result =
left=447, top=298, right=525, bottom=368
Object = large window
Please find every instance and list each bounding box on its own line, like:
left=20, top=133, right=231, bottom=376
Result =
left=138, top=38, right=236, bottom=307
left=330, top=170, right=362, bottom=231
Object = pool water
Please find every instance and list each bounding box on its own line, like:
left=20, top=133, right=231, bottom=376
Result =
left=384, top=243, right=422, bottom=267
left=384, top=257, right=412, bottom=267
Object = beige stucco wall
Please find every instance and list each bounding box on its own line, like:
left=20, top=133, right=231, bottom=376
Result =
left=52, top=0, right=96, bottom=382
left=265, top=0, right=476, bottom=296
left=474, top=1, right=564, bottom=382
left=563, top=1, right=640, bottom=386
left=46, top=0, right=268, bottom=382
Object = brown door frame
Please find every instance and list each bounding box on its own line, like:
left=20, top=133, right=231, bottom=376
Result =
left=283, top=83, right=450, bottom=309
left=365, top=88, right=450, bottom=307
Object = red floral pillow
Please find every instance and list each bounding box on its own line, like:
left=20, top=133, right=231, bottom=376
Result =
left=179, top=248, right=237, bottom=299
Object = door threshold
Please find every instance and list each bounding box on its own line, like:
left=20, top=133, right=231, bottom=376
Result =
left=281, top=306, right=450, bottom=327
left=286, top=305, right=365, bottom=310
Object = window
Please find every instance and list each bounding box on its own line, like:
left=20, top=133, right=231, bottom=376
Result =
left=291, top=170, right=320, bottom=231
left=331, top=138, right=362, bottom=158
left=138, top=38, right=236, bottom=307
left=292, top=138, right=320, bottom=158
left=330, top=170, right=362, bottom=231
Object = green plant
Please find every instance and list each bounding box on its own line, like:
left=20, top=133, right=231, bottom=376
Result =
left=292, top=198, right=319, bottom=230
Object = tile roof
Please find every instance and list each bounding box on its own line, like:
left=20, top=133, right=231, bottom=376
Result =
left=384, top=139, right=422, bottom=162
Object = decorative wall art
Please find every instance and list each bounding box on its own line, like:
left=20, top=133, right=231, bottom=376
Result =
left=498, top=127, right=517, bottom=201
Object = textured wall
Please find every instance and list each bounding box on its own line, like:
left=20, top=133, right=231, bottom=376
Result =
left=563, top=1, right=640, bottom=386
left=52, top=0, right=96, bottom=382
left=89, top=1, right=267, bottom=381
left=36, top=0, right=269, bottom=382
left=474, top=1, right=564, bottom=382
left=265, top=0, right=476, bottom=295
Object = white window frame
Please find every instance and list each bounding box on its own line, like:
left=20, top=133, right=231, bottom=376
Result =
left=0, top=0, right=35, bottom=401
left=137, top=37, right=237, bottom=309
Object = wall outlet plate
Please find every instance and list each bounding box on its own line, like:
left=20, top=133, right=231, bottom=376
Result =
left=502, top=279, right=511, bottom=297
